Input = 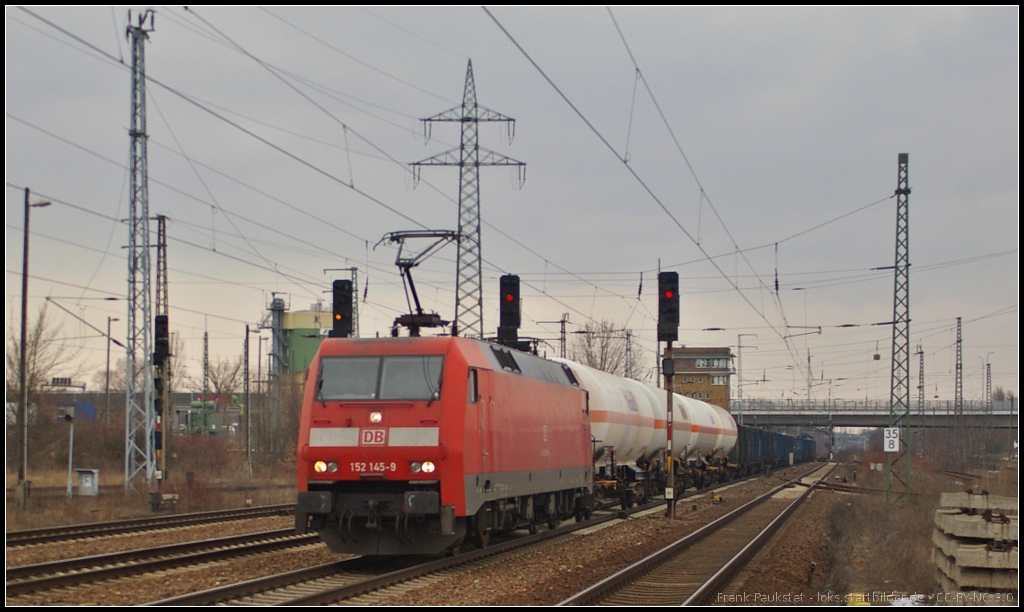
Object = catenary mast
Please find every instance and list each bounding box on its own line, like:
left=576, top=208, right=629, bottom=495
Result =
left=125, top=10, right=156, bottom=490
left=886, top=153, right=911, bottom=504
left=412, top=60, right=525, bottom=338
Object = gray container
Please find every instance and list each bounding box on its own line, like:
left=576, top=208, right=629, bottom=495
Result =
left=76, top=469, right=99, bottom=496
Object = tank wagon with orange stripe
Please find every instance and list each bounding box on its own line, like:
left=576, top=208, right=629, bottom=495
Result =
left=553, top=358, right=739, bottom=507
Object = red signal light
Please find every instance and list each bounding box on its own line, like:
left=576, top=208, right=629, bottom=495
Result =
left=664, top=291, right=674, bottom=299
left=505, top=294, right=514, bottom=302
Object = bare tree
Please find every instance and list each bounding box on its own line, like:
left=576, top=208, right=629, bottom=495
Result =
left=5, top=301, right=83, bottom=465
left=208, top=355, right=244, bottom=397
left=168, top=331, right=189, bottom=394
left=5, top=302, right=83, bottom=398
left=569, top=319, right=645, bottom=379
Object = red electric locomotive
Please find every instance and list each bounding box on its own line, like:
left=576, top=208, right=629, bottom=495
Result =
left=295, top=336, right=593, bottom=555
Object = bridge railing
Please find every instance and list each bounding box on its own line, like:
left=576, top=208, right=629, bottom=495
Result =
left=733, top=398, right=1018, bottom=415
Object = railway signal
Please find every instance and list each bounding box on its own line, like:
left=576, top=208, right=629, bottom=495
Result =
left=153, top=315, right=169, bottom=366
left=331, top=279, right=354, bottom=338
left=658, top=271, right=679, bottom=342
left=498, top=274, right=520, bottom=344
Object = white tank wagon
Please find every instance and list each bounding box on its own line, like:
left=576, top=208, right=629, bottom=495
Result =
left=674, top=393, right=737, bottom=463
left=553, top=359, right=737, bottom=466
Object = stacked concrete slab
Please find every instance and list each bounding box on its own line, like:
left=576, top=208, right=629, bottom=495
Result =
left=933, top=491, right=1018, bottom=600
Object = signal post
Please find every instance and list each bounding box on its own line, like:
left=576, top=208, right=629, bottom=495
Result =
left=153, top=315, right=169, bottom=492
left=659, top=272, right=679, bottom=519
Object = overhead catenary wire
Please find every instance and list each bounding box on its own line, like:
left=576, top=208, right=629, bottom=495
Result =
left=14, top=6, right=864, bottom=345
left=171, top=6, right=653, bottom=332
left=10, top=8, right=1013, bottom=402
left=486, top=6, right=825, bottom=385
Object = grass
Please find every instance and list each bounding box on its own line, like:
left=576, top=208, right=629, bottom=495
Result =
left=821, top=454, right=1018, bottom=599
left=6, top=464, right=296, bottom=531
left=7, top=424, right=299, bottom=531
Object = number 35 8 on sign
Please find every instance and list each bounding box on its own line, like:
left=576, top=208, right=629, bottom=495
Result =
left=883, top=427, right=900, bottom=452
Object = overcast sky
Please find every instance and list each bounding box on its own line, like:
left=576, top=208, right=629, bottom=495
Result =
left=5, top=6, right=1018, bottom=403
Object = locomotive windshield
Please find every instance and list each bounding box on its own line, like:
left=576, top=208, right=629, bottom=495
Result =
left=317, top=355, right=444, bottom=401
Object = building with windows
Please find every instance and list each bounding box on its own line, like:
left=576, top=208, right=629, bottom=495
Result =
left=670, top=346, right=734, bottom=410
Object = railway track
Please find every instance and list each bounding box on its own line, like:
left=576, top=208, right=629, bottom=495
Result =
left=6, top=465, right=820, bottom=605
left=146, top=497, right=656, bottom=606
left=6, top=482, right=294, bottom=502
left=558, top=463, right=835, bottom=606
left=6, top=529, right=317, bottom=597
left=145, top=469, right=801, bottom=606
left=5, top=503, right=294, bottom=547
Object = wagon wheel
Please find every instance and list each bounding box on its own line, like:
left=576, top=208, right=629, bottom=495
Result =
left=444, top=535, right=464, bottom=557
left=573, top=498, right=586, bottom=523
left=475, top=528, right=490, bottom=548
left=473, top=506, right=490, bottom=548
left=620, top=491, right=634, bottom=510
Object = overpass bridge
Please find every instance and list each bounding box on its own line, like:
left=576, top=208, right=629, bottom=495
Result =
left=731, top=399, right=1018, bottom=429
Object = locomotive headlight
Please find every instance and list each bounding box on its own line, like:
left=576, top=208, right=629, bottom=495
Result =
left=313, top=460, right=328, bottom=473
left=369, top=411, right=383, bottom=423
left=410, top=461, right=436, bottom=474
left=328, top=462, right=338, bottom=472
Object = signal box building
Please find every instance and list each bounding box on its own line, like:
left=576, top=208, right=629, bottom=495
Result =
left=670, top=346, right=734, bottom=410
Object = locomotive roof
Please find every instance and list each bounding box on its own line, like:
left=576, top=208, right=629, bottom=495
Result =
left=316, top=336, right=579, bottom=388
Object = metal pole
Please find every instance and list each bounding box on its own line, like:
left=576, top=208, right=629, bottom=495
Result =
left=19, top=188, right=31, bottom=508
left=19, top=188, right=50, bottom=508
left=625, top=330, right=632, bottom=379
left=257, top=335, right=263, bottom=457
left=560, top=314, right=567, bottom=359
left=105, top=316, right=119, bottom=425
left=664, top=342, right=675, bottom=519
left=66, top=417, right=75, bottom=499
left=736, top=334, right=757, bottom=425
left=245, top=325, right=252, bottom=478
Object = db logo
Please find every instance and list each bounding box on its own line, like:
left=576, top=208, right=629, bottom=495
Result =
left=361, top=429, right=387, bottom=446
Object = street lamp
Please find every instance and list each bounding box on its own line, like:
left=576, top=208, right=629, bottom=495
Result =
left=18, top=187, right=51, bottom=508
left=245, top=325, right=265, bottom=477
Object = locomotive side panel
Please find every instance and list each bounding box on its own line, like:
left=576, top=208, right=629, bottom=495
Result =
left=462, top=365, right=591, bottom=517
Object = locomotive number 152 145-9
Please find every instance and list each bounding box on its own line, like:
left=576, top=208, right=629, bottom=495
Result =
left=350, top=461, right=398, bottom=473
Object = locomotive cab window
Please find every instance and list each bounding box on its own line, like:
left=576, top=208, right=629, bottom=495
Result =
left=317, top=355, right=444, bottom=401
left=380, top=356, right=444, bottom=400
left=318, top=356, right=379, bottom=400
left=467, top=368, right=478, bottom=404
